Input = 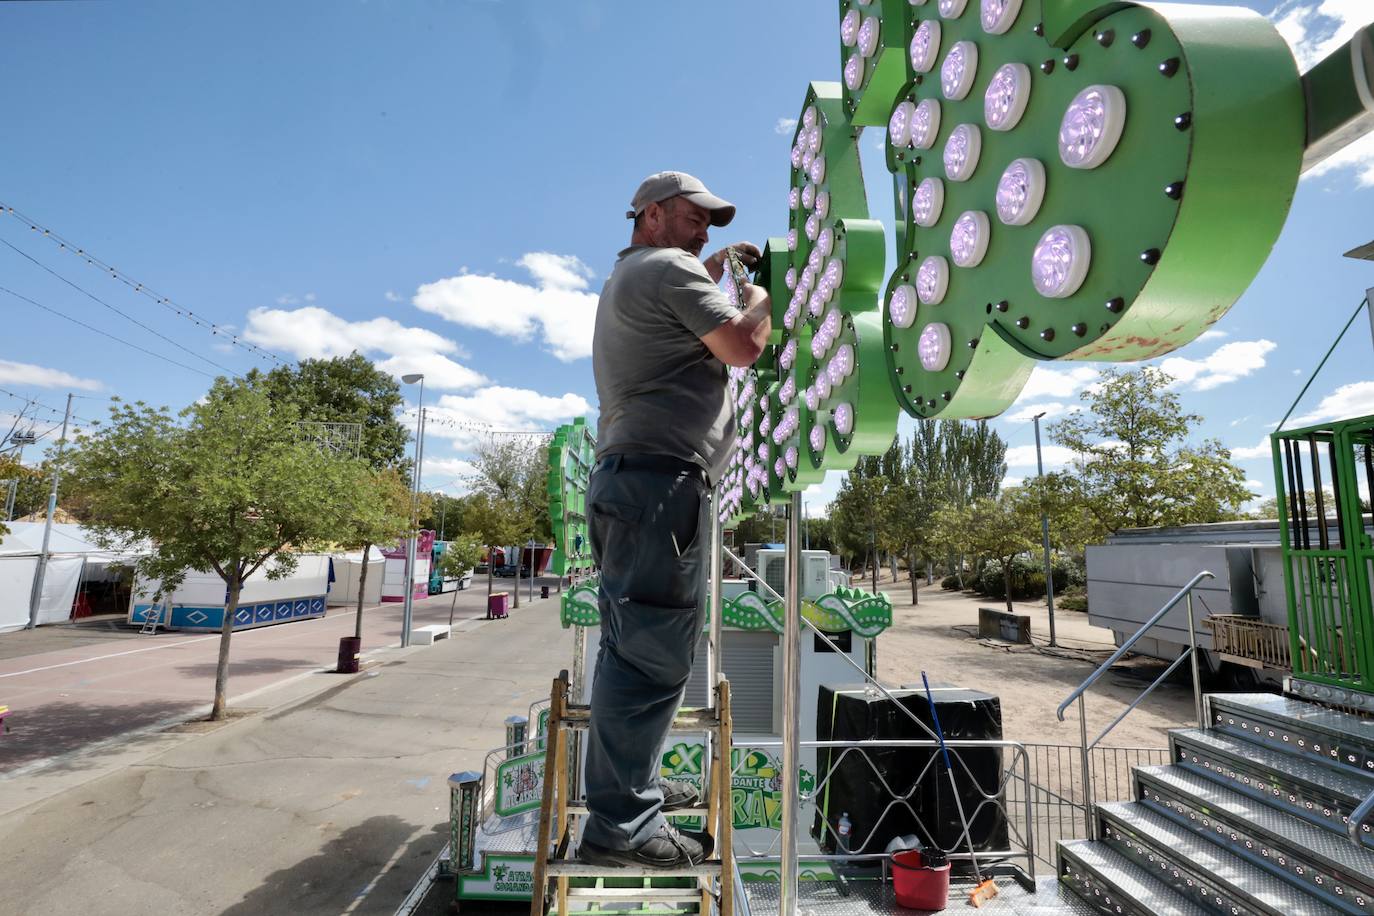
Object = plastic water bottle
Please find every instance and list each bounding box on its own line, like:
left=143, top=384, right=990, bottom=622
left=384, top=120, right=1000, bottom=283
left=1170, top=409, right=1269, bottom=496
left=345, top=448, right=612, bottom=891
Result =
left=837, top=811, right=852, bottom=854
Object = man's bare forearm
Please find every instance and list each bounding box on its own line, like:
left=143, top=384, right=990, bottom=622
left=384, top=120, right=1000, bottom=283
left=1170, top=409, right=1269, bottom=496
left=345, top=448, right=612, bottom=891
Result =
left=739, top=284, right=773, bottom=356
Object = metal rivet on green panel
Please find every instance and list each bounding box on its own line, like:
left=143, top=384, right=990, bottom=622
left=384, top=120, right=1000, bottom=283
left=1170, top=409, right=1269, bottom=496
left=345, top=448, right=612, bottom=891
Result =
left=876, top=0, right=1305, bottom=420
left=785, top=83, right=898, bottom=475
left=546, top=417, right=595, bottom=578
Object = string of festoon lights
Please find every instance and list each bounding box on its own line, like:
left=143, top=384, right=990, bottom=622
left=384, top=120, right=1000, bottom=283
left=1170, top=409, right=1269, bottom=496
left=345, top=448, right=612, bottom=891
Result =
left=419, top=412, right=555, bottom=441
left=0, top=387, right=100, bottom=427
left=0, top=202, right=289, bottom=366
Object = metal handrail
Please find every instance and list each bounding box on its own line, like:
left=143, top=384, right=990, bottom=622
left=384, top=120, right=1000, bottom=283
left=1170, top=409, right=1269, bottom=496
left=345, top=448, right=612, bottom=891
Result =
left=1053, top=569, right=1214, bottom=841
left=1055, top=569, right=1215, bottom=723
left=1350, top=791, right=1374, bottom=843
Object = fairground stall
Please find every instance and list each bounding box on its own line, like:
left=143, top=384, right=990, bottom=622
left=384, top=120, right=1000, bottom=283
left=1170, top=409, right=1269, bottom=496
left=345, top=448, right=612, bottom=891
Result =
left=129, top=554, right=331, bottom=632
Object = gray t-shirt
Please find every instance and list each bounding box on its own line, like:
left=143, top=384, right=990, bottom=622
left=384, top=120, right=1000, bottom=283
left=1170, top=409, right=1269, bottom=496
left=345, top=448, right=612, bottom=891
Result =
left=593, top=245, right=741, bottom=484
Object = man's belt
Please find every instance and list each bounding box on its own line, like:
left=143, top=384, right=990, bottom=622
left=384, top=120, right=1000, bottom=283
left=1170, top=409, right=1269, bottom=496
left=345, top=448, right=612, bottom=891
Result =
left=599, top=453, right=708, bottom=482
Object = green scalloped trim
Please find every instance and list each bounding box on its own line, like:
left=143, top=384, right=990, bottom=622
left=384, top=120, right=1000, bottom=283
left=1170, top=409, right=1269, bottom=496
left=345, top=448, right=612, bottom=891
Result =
left=560, top=577, right=891, bottom=638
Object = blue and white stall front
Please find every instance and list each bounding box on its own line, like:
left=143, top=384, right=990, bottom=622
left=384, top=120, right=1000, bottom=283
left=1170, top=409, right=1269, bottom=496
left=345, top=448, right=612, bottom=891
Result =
left=128, top=555, right=332, bottom=632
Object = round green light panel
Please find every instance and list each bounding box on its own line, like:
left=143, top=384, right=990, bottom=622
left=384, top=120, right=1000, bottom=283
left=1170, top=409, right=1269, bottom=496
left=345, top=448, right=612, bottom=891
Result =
left=859, top=0, right=1305, bottom=419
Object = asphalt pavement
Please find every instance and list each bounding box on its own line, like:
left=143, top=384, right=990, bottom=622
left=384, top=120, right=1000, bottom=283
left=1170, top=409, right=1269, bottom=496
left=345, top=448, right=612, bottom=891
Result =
left=0, top=576, right=572, bottom=915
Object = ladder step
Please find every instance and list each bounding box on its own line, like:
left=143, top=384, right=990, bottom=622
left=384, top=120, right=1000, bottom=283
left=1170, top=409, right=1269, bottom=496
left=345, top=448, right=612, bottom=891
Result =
left=565, top=887, right=708, bottom=901
left=565, top=804, right=711, bottom=818
left=546, top=860, right=723, bottom=879
left=560, top=705, right=720, bottom=731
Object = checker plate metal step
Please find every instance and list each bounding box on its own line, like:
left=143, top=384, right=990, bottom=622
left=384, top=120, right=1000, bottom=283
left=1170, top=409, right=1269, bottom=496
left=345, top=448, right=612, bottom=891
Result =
left=1209, top=694, right=1374, bottom=779
left=1058, top=839, right=1213, bottom=916
left=1136, top=764, right=1374, bottom=911
left=1171, top=728, right=1374, bottom=841
left=1098, top=801, right=1342, bottom=915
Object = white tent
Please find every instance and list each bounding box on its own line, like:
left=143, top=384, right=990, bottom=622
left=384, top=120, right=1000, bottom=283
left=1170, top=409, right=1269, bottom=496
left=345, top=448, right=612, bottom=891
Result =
left=0, top=523, right=136, bottom=633
left=327, top=551, right=385, bottom=607
left=129, top=554, right=332, bottom=632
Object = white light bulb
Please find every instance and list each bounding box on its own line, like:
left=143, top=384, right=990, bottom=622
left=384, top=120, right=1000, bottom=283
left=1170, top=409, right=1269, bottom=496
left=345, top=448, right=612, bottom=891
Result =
left=787, top=229, right=798, bottom=251
left=786, top=446, right=798, bottom=469
left=805, top=212, right=821, bottom=241
left=802, top=147, right=816, bottom=172
left=910, top=98, right=941, bottom=150
left=784, top=306, right=798, bottom=330
left=785, top=267, right=797, bottom=290
left=916, top=256, right=949, bottom=305
left=943, top=123, right=981, bottom=181
left=823, top=258, right=844, bottom=292
left=775, top=457, right=786, bottom=478
left=781, top=338, right=797, bottom=369
left=789, top=187, right=800, bottom=210
left=995, top=158, right=1046, bottom=226
left=950, top=210, right=990, bottom=268
left=815, top=190, right=830, bottom=218
left=780, top=375, right=796, bottom=404
left=803, top=104, right=819, bottom=128
left=802, top=183, right=816, bottom=210
left=818, top=227, right=835, bottom=257
left=1032, top=225, right=1092, bottom=298
left=918, top=322, right=952, bottom=371
left=840, top=9, right=861, bottom=46
left=826, top=357, right=843, bottom=385
left=808, top=290, right=824, bottom=317
left=834, top=402, right=855, bottom=436
left=807, top=124, right=823, bottom=154
left=888, top=100, right=915, bottom=149
left=912, top=177, right=945, bottom=228
left=835, top=343, right=855, bottom=378
left=889, top=284, right=918, bottom=328
left=844, top=54, right=865, bottom=91
left=1059, top=85, right=1127, bottom=170
left=909, top=20, right=941, bottom=73
left=823, top=307, right=841, bottom=340
left=809, top=155, right=826, bottom=184
left=810, top=424, right=826, bottom=453
left=760, top=442, right=771, bottom=462
left=858, top=15, right=880, bottom=57
left=941, top=41, right=978, bottom=101
left=984, top=62, right=1031, bottom=131
left=980, top=0, right=1022, bottom=34
left=817, top=373, right=833, bottom=400
left=939, top=0, right=969, bottom=17
left=811, top=334, right=826, bottom=360
left=804, top=385, right=819, bottom=410
left=808, top=247, right=823, bottom=272
left=800, top=265, right=816, bottom=291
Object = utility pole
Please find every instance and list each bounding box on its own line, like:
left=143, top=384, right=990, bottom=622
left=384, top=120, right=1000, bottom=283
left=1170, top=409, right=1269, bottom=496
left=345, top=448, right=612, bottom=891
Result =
left=400, top=375, right=426, bottom=647
left=28, top=393, right=73, bottom=629
left=1033, top=412, right=1058, bottom=648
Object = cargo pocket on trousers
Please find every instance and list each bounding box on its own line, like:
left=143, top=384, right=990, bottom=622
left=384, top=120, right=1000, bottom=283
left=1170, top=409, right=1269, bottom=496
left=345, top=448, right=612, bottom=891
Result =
left=610, top=597, right=701, bottom=688
left=592, top=499, right=642, bottom=595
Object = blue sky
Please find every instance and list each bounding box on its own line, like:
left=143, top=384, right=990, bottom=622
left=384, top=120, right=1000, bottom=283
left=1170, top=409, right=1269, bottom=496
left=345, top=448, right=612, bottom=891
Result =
left=2, top=0, right=1371, bottom=514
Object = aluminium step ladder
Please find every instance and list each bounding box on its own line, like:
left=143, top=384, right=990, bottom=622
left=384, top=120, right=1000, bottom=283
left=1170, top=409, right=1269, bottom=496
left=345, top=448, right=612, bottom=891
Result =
left=529, top=669, right=735, bottom=916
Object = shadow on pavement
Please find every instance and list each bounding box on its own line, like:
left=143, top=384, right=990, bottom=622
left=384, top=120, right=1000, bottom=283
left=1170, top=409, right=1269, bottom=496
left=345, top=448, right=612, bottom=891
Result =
left=0, top=698, right=198, bottom=770
left=173, top=657, right=322, bottom=680
left=219, top=816, right=446, bottom=916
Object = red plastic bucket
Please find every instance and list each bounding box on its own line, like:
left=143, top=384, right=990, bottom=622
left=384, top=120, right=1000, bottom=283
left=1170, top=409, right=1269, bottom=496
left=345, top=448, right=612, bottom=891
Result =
left=891, top=849, right=951, bottom=911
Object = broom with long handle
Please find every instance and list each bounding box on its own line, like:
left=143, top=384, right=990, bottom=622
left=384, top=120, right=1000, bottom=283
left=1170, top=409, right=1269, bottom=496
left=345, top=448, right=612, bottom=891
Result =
left=921, top=671, right=998, bottom=907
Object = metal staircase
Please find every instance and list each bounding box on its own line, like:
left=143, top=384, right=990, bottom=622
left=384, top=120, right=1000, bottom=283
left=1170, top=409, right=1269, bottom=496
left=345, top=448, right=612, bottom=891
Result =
left=1058, top=691, right=1374, bottom=914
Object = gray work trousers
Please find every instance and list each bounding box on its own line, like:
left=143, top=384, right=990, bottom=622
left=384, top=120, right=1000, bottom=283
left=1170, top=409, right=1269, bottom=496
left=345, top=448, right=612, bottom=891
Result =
left=581, top=454, right=709, bottom=850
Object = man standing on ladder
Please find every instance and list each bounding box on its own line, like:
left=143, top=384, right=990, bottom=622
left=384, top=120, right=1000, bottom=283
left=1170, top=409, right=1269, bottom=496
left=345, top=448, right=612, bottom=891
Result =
left=580, top=171, right=771, bottom=868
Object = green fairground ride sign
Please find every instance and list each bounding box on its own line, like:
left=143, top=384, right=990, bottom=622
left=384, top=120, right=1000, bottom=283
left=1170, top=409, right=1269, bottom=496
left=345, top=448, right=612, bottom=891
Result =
left=719, top=0, right=1372, bottom=526
left=546, top=418, right=595, bottom=579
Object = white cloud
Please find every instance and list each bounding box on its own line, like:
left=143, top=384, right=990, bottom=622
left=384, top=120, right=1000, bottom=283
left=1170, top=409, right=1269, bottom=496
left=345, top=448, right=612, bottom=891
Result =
left=1157, top=339, right=1276, bottom=391
left=1001, top=475, right=1025, bottom=489
left=385, top=290, right=401, bottom=302
left=1244, top=479, right=1267, bottom=493
left=1272, top=0, right=1374, bottom=187
left=1004, top=444, right=1078, bottom=469
left=420, top=456, right=479, bottom=495
left=1197, top=330, right=1227, bottom=342
left=1230, top=436, right=1273, bottom=460
left=0, top=360, right=101, bottom=391
left=242, top=306, right=485, bottom=391
left=1292, top=380, right=1374, bottom=425
left=1005, top=402, right=1073, bottom=423
left=775, top=117, right=798, bottom=136
left=413, top=253, right=598, bottom=362
left=1014, top=366, right=1100, bottom=403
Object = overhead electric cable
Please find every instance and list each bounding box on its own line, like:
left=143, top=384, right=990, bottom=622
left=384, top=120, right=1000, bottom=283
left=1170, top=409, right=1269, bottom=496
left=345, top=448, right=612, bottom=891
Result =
left=0, top=237, right=233, bottom=374
left=0, top=284, right=216, bottom=379
left=0, top=387, right=99, bottom=425
left=0, top=201, right=288, bottom=365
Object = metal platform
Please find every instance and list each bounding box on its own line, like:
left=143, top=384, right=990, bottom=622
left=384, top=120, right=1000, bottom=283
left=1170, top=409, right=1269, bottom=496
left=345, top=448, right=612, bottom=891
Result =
left=741, top=878, right=1097, bottom=916
left=475, top=808, right=541, bottom=856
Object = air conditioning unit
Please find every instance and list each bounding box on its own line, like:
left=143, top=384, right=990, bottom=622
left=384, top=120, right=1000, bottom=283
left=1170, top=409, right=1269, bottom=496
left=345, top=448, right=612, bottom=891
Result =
left=756, top=550, right=832, bottom=600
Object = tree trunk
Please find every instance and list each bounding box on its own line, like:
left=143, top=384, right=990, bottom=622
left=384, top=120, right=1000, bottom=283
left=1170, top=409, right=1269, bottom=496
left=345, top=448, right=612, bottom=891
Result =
left=354, top=542, right=371, bottom=641
left=1003, top=558, right=1014, bottom=614
left=909, top=552, right=919, bottom=606
left=870, top=548, right=877, bottom=592
left=926, top=561, right=934, bottom=586
left=514, top=548, right=522, bottom=610
left=486, top=545, right=493, bottom=597
left=449, top=582, right=460, bottom=627
left=211, top=573, right=241, bottom=721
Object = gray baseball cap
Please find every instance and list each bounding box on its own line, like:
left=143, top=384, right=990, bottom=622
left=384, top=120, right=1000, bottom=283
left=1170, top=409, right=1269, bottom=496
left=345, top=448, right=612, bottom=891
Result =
left=626, top=171, right=736, bottom=227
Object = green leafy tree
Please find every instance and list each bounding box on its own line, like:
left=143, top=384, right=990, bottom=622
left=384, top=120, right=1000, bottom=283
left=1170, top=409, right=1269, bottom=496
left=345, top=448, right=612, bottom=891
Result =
left=965, top=489, right=1041, bottom=614
left=67, top=381, right=357, bottom=720
left=1049, top=367, right=1251, bottom=541
left=470, top=436, right=548, bottom=608
left=255, top=354, right=412, bottom=641
left=884, top=423, right=946, bottom=604
left=437, top=534, right=483, bottom=625
left=339, top=466, right=412, bottom=639
left=832, top=456, right=887, bottom=590
left=421, top=492, right=470, bottom=539
left=463, top=491, right=527, bottom=599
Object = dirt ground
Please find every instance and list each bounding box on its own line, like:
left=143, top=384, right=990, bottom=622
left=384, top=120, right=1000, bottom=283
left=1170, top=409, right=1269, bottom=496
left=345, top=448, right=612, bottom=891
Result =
left=869, top=573, right=1201, bottom=750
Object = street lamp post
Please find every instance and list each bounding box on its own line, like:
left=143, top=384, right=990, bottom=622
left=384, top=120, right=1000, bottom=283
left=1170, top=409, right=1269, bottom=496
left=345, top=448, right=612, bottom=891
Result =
left=1032, top=412, right=1058, bottom=648
left=28, top=393, right=74, bottom=629
left=401, top=374, right=426, bottom=648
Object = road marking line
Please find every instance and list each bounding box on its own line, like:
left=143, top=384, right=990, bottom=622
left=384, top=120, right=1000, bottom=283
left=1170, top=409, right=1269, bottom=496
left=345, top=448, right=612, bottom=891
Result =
left=0, top=635, right=220, bottom=678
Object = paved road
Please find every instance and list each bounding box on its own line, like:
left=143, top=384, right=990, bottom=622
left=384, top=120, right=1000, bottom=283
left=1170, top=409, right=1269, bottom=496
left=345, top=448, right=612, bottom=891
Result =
left=0, top=579, right=573, bottom=916
left=0, top=575, right=559, bottom=780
